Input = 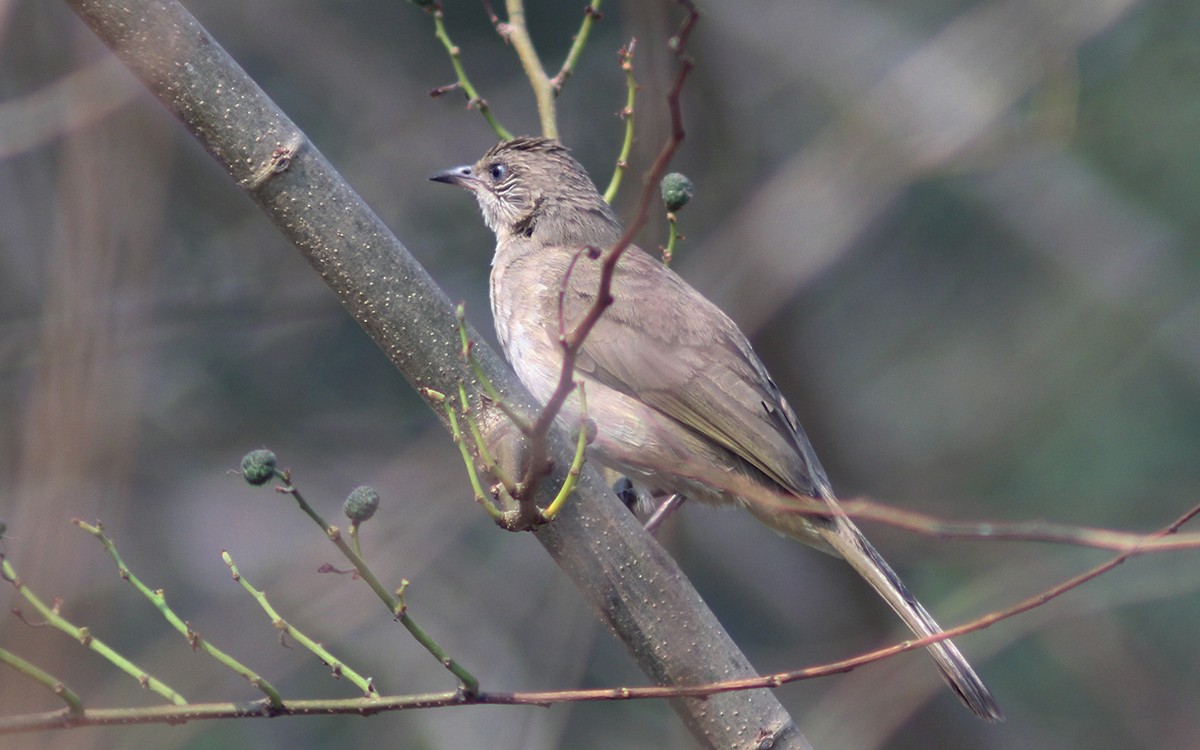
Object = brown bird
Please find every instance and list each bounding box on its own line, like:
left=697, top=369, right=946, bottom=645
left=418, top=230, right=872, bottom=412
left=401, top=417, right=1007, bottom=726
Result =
left=432, top=136, right=1003, bottom=721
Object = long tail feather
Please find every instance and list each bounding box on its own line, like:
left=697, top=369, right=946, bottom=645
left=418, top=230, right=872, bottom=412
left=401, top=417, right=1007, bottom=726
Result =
left=751, top=487, right=1004, bottom=721
left=811, top=494, right=1003, bottom=721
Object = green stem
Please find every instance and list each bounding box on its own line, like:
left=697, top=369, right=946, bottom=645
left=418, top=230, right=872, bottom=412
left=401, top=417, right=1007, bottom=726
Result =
left=663, top=212, right=678, bottom=266
left=430, top=4, right=512, bottom=139
left=2, top=552, right=187, bottom=705
left=74, top=521, right=280, bottom=707
left=222, top=552, right=378, bottom=697
left=278, top=479, right=480, bottom=695
left=444, top=394, right=504, bottom=520
left=541, top=383, right=591, bottom=520
left=457, top=304, right=530, bottom=434
left=551, top=0, right=604, bottom=93
left=604, top=40, right=637, bottom=204
left=0, top=644, right=85, bottom=714
left=458, top=382, right=517, bottom=493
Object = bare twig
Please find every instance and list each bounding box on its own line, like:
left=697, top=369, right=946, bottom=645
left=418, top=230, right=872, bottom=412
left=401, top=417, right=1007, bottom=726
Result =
left=643, top=450, right=1200, bottom=553
left=7, top=499, right=1195, bottom=734
left=602, top=39, right=638, bottom=204
left=3, top=542, right=190, bottom=707
left=426, top=2, right=512, bottom=139
left=550, top=1, right=605, bottom=93
left=661, top=210, right=680, bottom=265
left=223, top=551, right=378, bottom=698
left=271, top=472, right=480, bottom=695
left=0, top=644, right=84, bottom=716
left=840, top=496, right=1200, bottom=552
left=516, top=1, right=699, bottom=512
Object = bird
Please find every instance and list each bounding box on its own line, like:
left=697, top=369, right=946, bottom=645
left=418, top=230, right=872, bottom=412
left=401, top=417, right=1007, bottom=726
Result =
left=431, top=136, right=1003, bottom=721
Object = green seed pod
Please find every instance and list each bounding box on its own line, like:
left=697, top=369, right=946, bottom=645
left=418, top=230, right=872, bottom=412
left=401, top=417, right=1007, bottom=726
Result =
left=660, top=172, right=694, bottom=211
left=344, top=485, right=381, bottom=522
left=241, top=450, right=278, bottom=486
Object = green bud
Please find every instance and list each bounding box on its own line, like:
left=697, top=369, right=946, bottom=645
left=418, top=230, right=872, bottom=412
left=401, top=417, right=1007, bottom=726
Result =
left=344, top=486, right=381, bottom=522
left=660, top=172, right=694, bottom=211
left=241, top=450, right=278, bottom=486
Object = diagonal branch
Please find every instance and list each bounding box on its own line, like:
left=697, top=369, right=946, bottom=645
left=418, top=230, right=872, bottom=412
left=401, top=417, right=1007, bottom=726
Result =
left=60, top=0, right=802, bottom=746
left=550, top=0, right=605, bottom=93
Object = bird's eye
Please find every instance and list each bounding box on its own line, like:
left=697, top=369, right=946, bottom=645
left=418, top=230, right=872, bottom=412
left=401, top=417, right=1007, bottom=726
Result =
left=489, top=163, right=507, bottom=181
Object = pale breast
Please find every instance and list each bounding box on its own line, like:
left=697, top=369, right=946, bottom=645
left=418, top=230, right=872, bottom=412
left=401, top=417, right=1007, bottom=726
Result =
left=490, top=246, right=565, bottom=404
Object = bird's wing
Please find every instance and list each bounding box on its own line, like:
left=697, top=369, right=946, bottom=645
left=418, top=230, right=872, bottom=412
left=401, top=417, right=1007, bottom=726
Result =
left=564, top=245, right=830, bottom=500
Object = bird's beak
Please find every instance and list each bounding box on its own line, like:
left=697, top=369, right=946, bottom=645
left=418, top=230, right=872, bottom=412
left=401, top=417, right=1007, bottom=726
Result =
left=429, top=165, right=476, bottom=188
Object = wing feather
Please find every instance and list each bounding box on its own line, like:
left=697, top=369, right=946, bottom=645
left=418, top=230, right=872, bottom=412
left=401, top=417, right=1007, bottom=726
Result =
left=565, top=245, right=829, bottom=499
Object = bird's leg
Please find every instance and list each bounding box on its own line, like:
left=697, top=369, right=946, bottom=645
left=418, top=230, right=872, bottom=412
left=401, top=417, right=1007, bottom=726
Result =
left=644, top=494, right=687, bottom=535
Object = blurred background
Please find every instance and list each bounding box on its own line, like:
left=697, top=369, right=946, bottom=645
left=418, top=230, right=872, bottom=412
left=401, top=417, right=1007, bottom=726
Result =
left=2, top=0, right=1199, bottom=747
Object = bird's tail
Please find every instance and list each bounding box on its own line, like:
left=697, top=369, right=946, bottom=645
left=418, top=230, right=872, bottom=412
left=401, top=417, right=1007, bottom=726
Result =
left=759, top=490, right=1004, bottom=721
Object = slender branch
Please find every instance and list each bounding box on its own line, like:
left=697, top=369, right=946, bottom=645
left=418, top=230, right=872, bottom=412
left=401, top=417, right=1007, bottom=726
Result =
left=428, top=386, right=505, bottom=520
left=8, top=498, right=1192, bottom=736
left=540, top=382, right=592, bottom=520
left=550, top=0, right=605, bottom=93
left=496, top=0, right=557, bottom=138
left=223, top=551, right=379, bottom=698
left=0, top=644, right=84, bottom=715
left=2, top=549, right=189, bottom=706
left=427, top=2, right=512, bottom=139
left=457, top=382, right=518, bottom=494
left=456, top=304, right=531, bottom=435
left=271, top=473, right=480, bottom=695
left=655, top=451, right=1200, bottom=553
left=662, top=210, right=679, bottom=265
left=603, top=39, right=637, bottom=204
left=74, top=520, right=282, bottom=706
left=840, top=497, right=1200, bottom=552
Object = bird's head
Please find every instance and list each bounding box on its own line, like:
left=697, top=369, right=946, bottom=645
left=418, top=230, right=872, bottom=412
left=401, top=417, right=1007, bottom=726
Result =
left=431, top=136, right=620, bottom=247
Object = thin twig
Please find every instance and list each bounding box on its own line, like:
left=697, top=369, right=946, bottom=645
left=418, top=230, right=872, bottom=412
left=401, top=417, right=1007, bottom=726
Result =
left=456, top=304, right=531, bottom=435
left=6, top=500, right=1195, bottom=734
left=3, top=533, right=189, bottom=707
left=550, top=1, right=605, bottom=93
left=223, top=551, right=378, bottom=698
left=663, top=450, right=1200, bottom=552
left=74, top=520, right=279, bottom=706
left=273, top=473, right=480, bottom=695
left=603, top=39, right=638, bottom=204
left=427, top=2, right=512, bottom=139
left=517, top=1, right=699, bottom=512
left=0, top=644, right=84, bottom=715
left=840, top=496, right=1200, bottom=551
left=458, top=382, right=518, bottom=493
left=661, top=210, right=679, bottom=265
left=541, top=382, right=593, bottom=520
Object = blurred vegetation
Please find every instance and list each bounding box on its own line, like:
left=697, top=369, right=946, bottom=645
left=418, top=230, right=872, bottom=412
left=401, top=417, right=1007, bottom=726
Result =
left=2, top=0, right=1199, bottom=748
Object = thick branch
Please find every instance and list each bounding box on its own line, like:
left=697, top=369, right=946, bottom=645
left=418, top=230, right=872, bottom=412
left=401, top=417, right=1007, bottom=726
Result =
left=61, top=0, right=804, bottom=746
